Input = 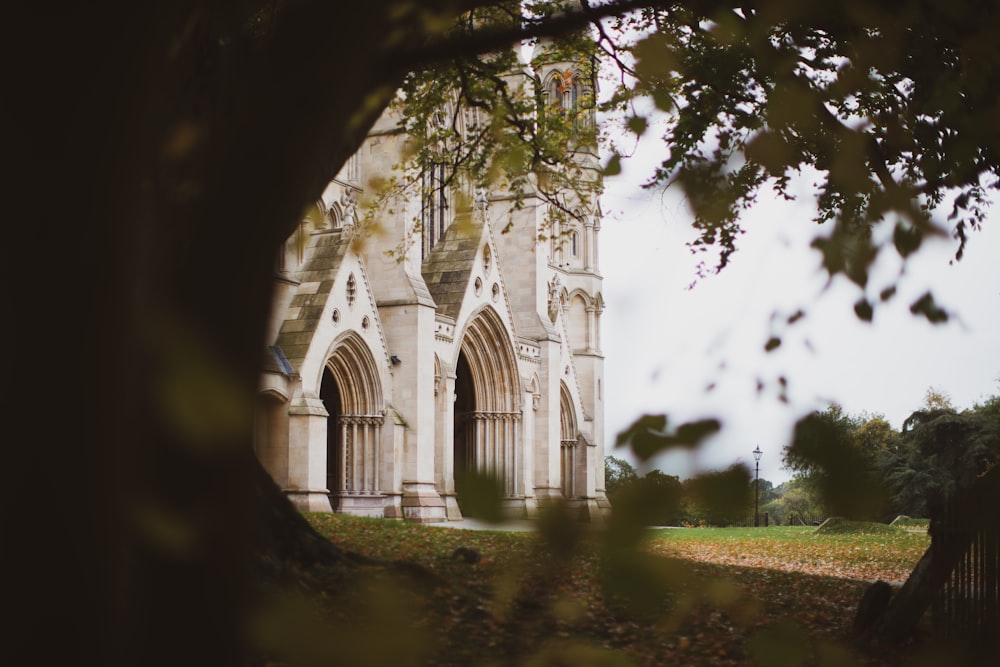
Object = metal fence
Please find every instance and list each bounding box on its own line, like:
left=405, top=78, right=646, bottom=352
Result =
left=929, top=480, right=1000, bottom=643
left=716, top=512, right=770, bottom=528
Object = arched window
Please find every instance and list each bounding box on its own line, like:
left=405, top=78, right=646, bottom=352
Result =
left=421, top=162, right=449, bottom=259
left=546, top=71, right=579, bottom=115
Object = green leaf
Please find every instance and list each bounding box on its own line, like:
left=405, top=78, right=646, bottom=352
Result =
left=626, top=115, right=648, bottom=137
left=601, top=153, right=622, bottom=176
left=455, top=470, right=505, bottom=523
left=909, top=292, right=948, bottom=323
left=853, top=299, right=873, bottom=322
left=893, top=222, right=922, bottom=258
left=747, top=620, right=811, bottom=667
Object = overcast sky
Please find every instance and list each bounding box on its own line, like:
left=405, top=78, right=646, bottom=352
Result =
left=599, top=137, right=1000, bottom=485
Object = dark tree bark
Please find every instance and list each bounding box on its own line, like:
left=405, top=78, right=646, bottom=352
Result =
left=2, top=3, right=439, bottom=665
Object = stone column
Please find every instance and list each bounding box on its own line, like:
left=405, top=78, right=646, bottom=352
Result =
left=286, top=394, right=333, bottom=512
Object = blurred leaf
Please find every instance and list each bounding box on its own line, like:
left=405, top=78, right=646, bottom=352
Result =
left=685, top=465, right=752, bottom=525
left=785, top=411, right=890, bottom=519
left=893, top=221, right=923, bottom=258
left=632, top=33, right=678, bottom=82
left=616, top=415, right=720, bottom=461
left=522, top=638, right=636, bottom=667
left=765, top=337, right=782, bottom=352
left=601, top=152, right=622, bottom=176
left=853, top=299, right=873, bottom=322
left=747, top=620, right=811, bottom=667
left=626, top=115, right=648, bottom=137
left=455, top=470, right=505, bottom=523
left=909, top=291, right=948, bottom=323
left=746, top=131, right=794, bottom=177
left=614, top=414, right=667, bottom=448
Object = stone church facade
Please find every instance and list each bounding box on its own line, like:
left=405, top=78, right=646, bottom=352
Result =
left=254, top=48, right=609, bottom=522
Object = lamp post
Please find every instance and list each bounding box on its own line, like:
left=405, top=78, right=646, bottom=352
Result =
left=752, top=446, right=762, bottom=527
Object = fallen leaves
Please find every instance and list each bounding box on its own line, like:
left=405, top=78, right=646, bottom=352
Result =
left=293, top=516, right=929, bottom=666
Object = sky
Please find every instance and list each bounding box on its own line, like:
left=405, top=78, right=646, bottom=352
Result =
left=599, top=136, right=1000, bottom=485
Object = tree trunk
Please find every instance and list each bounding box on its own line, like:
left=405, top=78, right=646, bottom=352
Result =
left=3, top=3, right=422, bottom=665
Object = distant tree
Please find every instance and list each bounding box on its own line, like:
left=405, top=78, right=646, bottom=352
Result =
left=761, top=479, right=825, bottom=524
left=923, top=386, right=955, bottom=411
left=641, top=470, right=684, bottom=526
left=682, top=465, right=753, bottom=526
left=751, top=478, right=778, bottom=504
left=783, top=405, right=889, bottom=520
left=603, top=464, right=683, bottom=526
left=855, top=415, right=899, bottom=457
left=604, top=455, right=639, bottom=499
left=882, top=398, right=1000, bottom=517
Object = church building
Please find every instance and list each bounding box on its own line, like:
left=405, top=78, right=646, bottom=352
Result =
left=254, top=44, right=610, bottom=522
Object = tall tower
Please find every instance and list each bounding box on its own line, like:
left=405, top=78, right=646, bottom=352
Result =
left=489, top=34, right=609, bottom=518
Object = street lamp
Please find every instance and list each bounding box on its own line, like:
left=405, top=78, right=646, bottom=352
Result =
left=752, top=446, right=763, bottom=527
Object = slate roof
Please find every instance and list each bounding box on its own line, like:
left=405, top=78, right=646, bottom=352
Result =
left=421, top=216, right=484, bottom=321
left=274, top=231, right=351, bottom=373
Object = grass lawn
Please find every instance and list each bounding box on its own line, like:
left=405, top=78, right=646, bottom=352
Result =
left=289, top=514, right=935, bottom=666
left=647, top=525, right=929, bottom=582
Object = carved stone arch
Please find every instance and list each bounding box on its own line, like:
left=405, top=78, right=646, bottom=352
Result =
left=452, top=305, right=522, bottom=501
left=567, top=288, right=594, bottom=309
left=456, top=305, right=520, bottom=413
left=559, top=382, right=577, bottom=443
left=566, top=291, right=590, bottom=350
left=559, top=381, right=580, bottom=498
left=543, top=68, right=587, bottom=119
left=542, top=70, right=563, bottom=107
left=327, top=201, right=343, bottom=229
left=324, top=331, right=383, bottom=414
left=320, top=331, right=385, bottom=505
left=433, top=353, right=442, bottom=397
left=559, top=286, right=571, bottom=308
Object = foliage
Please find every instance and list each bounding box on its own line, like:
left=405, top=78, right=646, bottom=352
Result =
left=609, top=0, right=1000, bottom=310
left=783, top=405, right=891, bottom=520
left=922, top=386, right=955, bottom=411
left=681, top=464, right=753, bottom=526
left=756, top=477, right=825, bottom=526
left=880, top=398, right=1000, bottom=517
left=604, top=455, right=639, bottom=498
left=604, top=458, right=684, bottom=526
left=753, top=478, right=779, bottom=504
left=613, top=413, right=721, bottom=462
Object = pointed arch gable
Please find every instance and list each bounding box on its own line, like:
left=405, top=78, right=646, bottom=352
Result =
left=455, top=305, right=520, bottom=412
left=566, top=291, right=589, bottom=351
left=324, top=331, right=384, bottom=416
left=559, top=382, right=577, bottom=442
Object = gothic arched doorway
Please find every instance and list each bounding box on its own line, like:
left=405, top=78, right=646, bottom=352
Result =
left=320, top=332, right=384, bottom=513
left=453, top=350, right=475, bottom=502
left=559, top=382, right=578, bottom=499
left=452, top=307, right=521, bottom=504
left=320, top=367, right=343, bottom=497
